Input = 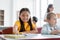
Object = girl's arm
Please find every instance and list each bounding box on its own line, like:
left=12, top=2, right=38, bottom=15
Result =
left=13, top=25, right=19, bottom=34
left=29, top=27, right=38, bottom=34
left=29, top=23, right=38, bottom=34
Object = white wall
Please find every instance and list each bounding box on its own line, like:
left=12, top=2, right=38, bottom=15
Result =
left=35, top=0, right=41, bottom=27
left=40, top=0, right=48, bottom=27
left=54, top=0, right=60, bottom=13
left=54, top=0, right=60, bottom=26
left=0, top=0, right=13, bottom=26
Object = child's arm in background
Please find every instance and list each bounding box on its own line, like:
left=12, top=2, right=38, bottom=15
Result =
left=41, top=25, right=59, bottom=35
left=51, top=26, right=60, bottom=35
left=50, top=30, right=60, bottom=35
left=41, top=25, right=52, bottom=35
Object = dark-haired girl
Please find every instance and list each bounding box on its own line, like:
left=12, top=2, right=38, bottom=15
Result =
left=44, top=4, right=54, bottom=22
left=47, top=4, right=54, bottom=13
left=13, top=8, right=38, bottom=34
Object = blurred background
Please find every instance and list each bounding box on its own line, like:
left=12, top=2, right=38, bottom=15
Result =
left=0, top=0, right=60, bottom=28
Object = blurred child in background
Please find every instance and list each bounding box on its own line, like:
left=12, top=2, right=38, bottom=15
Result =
left=41, top=13, right=60, bottom=35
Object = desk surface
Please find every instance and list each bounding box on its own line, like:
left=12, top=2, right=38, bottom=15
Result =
left=31, top=34, right=60, bottom=39
left=0, top=34, right=60, bottom=40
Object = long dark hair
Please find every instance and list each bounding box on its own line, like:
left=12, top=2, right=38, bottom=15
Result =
left=19, top=8, right=33, bottom=32
left=47, top=4, right=53, bottom=13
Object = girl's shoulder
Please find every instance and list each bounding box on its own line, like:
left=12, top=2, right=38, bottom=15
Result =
left=15, top=20, right=21, bottom=25
left=16, top=20, right=19, bottom=22
left=15, top=20, right=20, bottom=23
left=14, top=20, right=21, bottom=27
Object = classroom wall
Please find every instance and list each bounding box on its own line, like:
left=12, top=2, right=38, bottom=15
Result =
left=0, top=0, right=13, bottom=27
left=54, top=0, right=60, bottom=13
left=54, top=0, right=60, bottom=26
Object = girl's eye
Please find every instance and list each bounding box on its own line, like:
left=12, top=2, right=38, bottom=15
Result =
left=22, top=15, right=29, bottom=17
left=27, top=15, right=29, bottom=17
left=22, top=15, right=25, bottom=17
left=54, top=18, right=56, bottom=20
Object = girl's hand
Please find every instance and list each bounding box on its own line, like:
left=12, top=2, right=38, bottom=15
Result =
left=13, top=25, right=19, bottom=34
left=29, top=30, right=38, bottom=34
left=29, top=26, right=38, bottom=34
left=21, top=30, right=38, bottom=34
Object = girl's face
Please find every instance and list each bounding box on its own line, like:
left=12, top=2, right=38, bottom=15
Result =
left=19, top=11, right=30, bottom=22
left=48, top=15, right=57, bottom=26
left=49, top=7, right=54, bottom=12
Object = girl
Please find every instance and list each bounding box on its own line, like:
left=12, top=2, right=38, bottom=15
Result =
left=44, top=4, right=54, bottom=22
left=13, top=8, right=38, bottom=34
left=47, top=4, right=54, bottom=13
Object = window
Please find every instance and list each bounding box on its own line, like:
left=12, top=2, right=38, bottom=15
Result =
left=0, top=10, right=4, bottom=26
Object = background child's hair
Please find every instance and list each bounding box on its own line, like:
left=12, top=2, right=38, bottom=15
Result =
left=47, top=4, right=53, bottom=13
left=19, top=8, right=33, bottom=32
left=47, top=13, right=56, bottom=20
left=33, top=16, right=38, bottom=22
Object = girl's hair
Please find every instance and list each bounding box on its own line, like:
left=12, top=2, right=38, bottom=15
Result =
left=19, top=8, right=33, bottom=32
left=47, top=13, right=56, bottom=20
left=47, top=4, right=53, bottom=13
left=33, top=16, right=38, bottom=22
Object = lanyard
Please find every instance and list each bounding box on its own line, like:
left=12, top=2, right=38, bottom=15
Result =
left=48, top=23, right=57, bottom=31
left=50, top=27, right=56, bottom=31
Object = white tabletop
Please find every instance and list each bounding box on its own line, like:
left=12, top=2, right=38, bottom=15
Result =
left=0, top=34, right=60, bottom=40
left=31, top=34, right=60, bottom=39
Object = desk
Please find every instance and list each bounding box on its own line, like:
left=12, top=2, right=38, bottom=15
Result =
left=0, top=27, right=8, bottom=34
left=0, top=34, right=60, bottom=40
left=0, top=27, right=13, bottom=34
left=31, top=34, right=60, bottom=39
